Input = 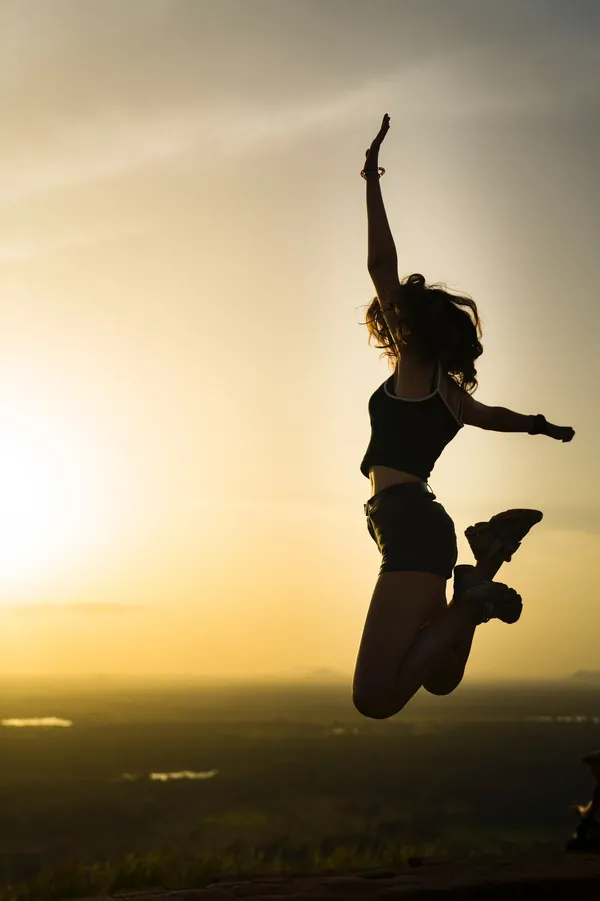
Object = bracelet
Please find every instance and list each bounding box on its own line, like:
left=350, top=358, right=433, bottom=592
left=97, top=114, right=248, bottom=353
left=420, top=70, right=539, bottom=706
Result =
left=361, top=166, right=385, bottom=180
left=527, top=413, right=547, bottom=435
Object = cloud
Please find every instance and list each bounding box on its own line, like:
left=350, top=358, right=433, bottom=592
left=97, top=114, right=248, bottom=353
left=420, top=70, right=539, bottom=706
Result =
left=8, top=602, right=147, bottom=614
left=3, top=34, right=598, bottom=205
left=2, top=2, right=598, bottom=212
left=1, top=0, right=599, bottom=206
left=0, top=222, right=150, bottom=262
left=0, top=83, right=385, bottom=202
left=0, top=109, right=204, bottom=202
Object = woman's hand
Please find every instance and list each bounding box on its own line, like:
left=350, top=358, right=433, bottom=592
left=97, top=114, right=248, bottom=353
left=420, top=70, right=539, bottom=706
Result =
left=364, top=113, right=391, bottom=168
left=545, top=423, right=575, bottom=442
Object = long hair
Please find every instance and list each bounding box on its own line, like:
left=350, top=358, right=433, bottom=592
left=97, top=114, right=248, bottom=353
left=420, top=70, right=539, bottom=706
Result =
left=360, top=273, right=483, bottom=393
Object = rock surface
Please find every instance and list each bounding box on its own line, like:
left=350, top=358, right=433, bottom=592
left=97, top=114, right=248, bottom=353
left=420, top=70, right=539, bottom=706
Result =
left=72, top=851, right=600, bottom=900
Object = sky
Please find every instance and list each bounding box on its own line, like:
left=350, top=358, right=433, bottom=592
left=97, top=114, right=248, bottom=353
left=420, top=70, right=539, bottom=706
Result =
left=0, top=0, right=599, bottom=680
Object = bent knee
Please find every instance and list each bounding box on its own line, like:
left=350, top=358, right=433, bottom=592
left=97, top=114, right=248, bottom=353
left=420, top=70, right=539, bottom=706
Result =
left=422, top=663, right=465, bottom=696
left=422, top=680, right=457, bottom=697
left=352, top=689, right=401, bottom=720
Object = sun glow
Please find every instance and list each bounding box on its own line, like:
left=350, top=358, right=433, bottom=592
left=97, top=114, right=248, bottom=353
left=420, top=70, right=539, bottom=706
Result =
left=0, top=406, right=102, bottom=593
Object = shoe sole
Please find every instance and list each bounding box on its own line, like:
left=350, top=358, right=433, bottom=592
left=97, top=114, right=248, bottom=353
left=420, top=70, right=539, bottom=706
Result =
left=465, top=509, right=543, bottom=566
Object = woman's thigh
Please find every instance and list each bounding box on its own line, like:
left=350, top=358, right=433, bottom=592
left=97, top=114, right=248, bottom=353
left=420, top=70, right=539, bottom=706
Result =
left=352, top=569, right=447, bottom=715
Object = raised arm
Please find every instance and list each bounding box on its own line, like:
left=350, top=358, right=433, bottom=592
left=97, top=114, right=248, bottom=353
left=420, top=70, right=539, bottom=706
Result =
left=363, top=115, right=405, bottom=354
left=363, top=114, right=398, bottom=271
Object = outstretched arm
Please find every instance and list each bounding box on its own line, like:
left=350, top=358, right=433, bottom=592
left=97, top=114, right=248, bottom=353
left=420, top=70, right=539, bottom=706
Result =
left=364, top=114, right=397, bottom=270
left=460, top=391, right=575, bottom=442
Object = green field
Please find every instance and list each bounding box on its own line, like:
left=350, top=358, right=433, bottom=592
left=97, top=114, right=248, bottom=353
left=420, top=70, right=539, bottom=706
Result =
left=0, top=677, right=597, bottom=899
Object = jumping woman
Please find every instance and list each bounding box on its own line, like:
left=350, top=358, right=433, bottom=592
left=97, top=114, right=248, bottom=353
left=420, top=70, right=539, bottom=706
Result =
left=353, top=114, right=575, bottom=720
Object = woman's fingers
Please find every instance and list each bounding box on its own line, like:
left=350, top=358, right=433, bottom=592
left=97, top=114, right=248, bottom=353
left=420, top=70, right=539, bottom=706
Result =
left=375, top=115, right=390, bottom=143
left=368, top=114, right=391, bottom=153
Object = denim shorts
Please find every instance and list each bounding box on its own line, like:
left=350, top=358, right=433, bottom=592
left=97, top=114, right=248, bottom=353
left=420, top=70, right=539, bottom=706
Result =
left=364, top=481, right=458, bottom=580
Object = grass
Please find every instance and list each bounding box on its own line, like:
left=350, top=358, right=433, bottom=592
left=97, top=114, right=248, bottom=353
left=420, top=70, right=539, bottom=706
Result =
left=0, top=831, right=563, bottom=901
left=0, top=838, right=448, bottom=901
left=0, top=681, right=590, bottom=900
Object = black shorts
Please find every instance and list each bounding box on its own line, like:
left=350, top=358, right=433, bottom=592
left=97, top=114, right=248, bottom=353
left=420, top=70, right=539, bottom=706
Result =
left=364, top=481, right=458, bottom=580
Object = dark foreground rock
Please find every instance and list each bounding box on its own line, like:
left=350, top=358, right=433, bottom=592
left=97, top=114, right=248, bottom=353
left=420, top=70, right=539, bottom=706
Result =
left=71, top=850, right=600, bottom=900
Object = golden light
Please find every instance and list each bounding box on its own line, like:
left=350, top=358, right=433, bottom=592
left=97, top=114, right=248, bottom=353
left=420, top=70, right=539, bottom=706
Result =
left=0, top=405, right=102, bottom=593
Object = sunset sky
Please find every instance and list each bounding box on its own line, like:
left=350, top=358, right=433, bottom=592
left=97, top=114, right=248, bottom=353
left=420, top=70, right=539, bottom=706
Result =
left=1, top=0, right=599, bottom=680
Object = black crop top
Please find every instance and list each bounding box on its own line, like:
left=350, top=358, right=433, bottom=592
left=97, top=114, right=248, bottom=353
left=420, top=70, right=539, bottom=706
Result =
left=360, top=362, right=464, bottom=481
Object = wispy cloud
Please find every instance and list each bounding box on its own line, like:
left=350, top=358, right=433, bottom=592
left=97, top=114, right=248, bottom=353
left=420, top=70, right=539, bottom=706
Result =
left=3, top=27, right=598, bottom=205
left=2, top=0, right=599, bottom=206
left=8, top=602, right=147, bottom=614
left=0, top=222, right=150, bottom=262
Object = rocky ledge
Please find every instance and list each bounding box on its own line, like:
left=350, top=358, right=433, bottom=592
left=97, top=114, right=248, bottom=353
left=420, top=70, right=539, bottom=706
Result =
left=74, top=850, right=600, bottom=901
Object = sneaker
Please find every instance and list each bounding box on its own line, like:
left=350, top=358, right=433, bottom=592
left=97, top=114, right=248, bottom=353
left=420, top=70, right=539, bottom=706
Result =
left=465, top=509, right=543, bottom=565
left=453, top=564, right=523, bottom=625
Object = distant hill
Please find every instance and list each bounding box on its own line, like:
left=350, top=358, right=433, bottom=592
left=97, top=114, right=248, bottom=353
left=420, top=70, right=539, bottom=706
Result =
left=287, top=667, right=346, bottom=683
left=571, top=670, right=600, bottom=681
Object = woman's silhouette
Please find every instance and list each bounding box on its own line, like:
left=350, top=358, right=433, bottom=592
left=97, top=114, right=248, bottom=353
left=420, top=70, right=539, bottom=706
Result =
left=353, top=114, right=575, bottom=719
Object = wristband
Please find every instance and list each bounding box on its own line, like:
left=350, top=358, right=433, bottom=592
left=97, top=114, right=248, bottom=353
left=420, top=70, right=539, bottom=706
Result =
left=528, top=414, right=547, bottom=435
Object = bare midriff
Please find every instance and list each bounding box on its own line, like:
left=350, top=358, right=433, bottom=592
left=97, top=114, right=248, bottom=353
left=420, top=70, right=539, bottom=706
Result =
left=368, top=464, right=423, bottom=498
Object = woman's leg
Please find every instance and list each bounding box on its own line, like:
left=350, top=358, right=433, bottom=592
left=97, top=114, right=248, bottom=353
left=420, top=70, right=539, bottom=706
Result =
left=421, top=544, right=517, bottom=696
left=352, top=570, right=486, bottom=719
left=356, top=495, right=536, bottom=712
left=421, top=603, right=477, bottom=696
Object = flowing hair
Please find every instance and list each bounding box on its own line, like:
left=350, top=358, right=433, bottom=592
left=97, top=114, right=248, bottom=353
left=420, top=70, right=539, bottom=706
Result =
left=359, top=273, right=483, bottom=393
